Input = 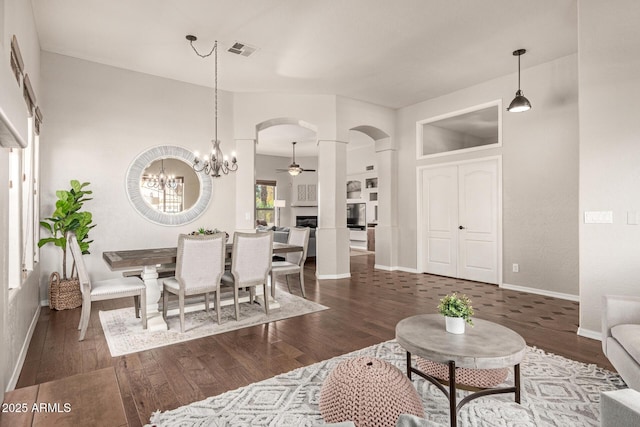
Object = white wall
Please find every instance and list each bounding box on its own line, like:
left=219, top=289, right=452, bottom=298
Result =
left=289, top=155, right=319, bottom=222
left=234, top=93, right=337, bottom=141
left=336, top=97, right=395, bottom=144
left=578, top=0, right=640, bottom=334
left=346, top=137, right=376, bottom=176
left=396, top=54, right=579, bottom=295
left=39, top=52, right=237, bottom=298
left=1, top=0, right=41, bottom=392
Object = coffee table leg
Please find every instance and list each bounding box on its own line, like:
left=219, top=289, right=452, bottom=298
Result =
left=406, top=351, right=412, bottom=380
left=515, top=363, right=521, bottom=403
left=449, top=361, right=457, bottom=427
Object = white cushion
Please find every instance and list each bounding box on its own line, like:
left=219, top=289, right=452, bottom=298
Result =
left=91, top=277, right=145, bottom=297
left=163, top=277, right=179, bottom=291
left=221, top=271, right=234, bottom=284
left=272, top=260, right=300, bottom=275
left=612, top=324, right=640, bottom=362
left=601, top=389, right=640, bottom=427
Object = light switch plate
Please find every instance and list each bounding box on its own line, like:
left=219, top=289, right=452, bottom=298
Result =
left=628, top=211, right=639, bottom=225
left=584, top=211, right=613, bottom=224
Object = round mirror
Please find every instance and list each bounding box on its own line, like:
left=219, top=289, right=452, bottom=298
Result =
left=126, top=145, right=212, bottom=226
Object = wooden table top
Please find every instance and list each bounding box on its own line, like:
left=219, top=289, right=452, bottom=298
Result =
left=395, top=314, right=527, bottom=369
left=103, top=242, right=302, bottom=270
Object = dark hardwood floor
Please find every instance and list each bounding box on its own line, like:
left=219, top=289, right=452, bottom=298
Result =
left=9, top=254, right=612, bottom=426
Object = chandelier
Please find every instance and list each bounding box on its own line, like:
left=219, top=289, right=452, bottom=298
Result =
left=187, top=35, right=238, bottom=177
left=144, top=159, right=177, bottom=190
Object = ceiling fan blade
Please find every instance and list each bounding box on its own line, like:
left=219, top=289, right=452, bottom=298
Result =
left=302, top=168, right=317, bottom=172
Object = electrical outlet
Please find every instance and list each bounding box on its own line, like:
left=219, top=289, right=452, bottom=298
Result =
left=512, top=263, right=519, bottom=273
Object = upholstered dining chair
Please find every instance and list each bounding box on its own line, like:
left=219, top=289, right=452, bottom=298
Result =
left=67, top=232, right=147, bottom=341
left=221, top=231, right=273, bottom=320
left=162, top=233, right=226, bottom=332
left=270, top=227, right=310, bottom=298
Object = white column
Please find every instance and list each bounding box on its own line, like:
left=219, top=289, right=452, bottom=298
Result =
left=235, top=139, right=256, bottom=233
left=374, top=148, right=399, bottom=270
left=316, top=140, right=351, bottom=279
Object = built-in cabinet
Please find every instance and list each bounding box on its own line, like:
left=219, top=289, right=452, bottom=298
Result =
left=347, top=171, right=378, bottom=250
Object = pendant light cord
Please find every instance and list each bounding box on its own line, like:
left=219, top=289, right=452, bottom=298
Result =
left=518, top=53, right=521, bottom=91
left=188, top=38, right=219, bottom=143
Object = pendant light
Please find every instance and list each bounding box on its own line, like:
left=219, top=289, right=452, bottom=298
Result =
left=507, top=49, right=532, bottom=113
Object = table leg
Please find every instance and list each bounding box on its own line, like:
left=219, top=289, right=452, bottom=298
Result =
left=406, top=351, right=412, bottom=380
left=515, top=363, right=521, bottom=403
left=449, top=361, right=457, bottom=427
left=141, top=265, right=168, bottom=331
left=253, top=275, right=281, bottom=309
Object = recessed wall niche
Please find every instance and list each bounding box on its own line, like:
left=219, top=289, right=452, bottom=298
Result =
left=416, top=100, right=502, bottom=159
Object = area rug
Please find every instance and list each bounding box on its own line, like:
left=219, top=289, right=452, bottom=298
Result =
left=99, top=292, right=328, bottom=357
left=147, top=340, right=626, bottom=427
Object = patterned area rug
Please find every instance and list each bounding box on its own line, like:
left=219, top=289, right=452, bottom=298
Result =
left=99, top=292, right=328, bottom=357
left=147, top=340, right=625, bottom=427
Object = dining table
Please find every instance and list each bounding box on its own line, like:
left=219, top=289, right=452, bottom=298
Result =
left=103, top=241, right=303, bottom=331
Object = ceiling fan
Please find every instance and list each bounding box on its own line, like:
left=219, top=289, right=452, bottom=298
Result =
left=277, top=141, right=316, bottom=176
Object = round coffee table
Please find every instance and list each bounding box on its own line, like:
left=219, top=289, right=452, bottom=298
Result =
left=396, top=314, right=526, bottom=426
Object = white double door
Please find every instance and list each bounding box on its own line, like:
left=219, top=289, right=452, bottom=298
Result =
left=420, top=158, right=500, bottom=284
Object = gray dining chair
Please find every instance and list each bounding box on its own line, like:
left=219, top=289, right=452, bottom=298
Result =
left=67, top=232, right=147, bottom=341
left=162, top=233, right=226, bottom=332
left=221, top=231, right=273, bottom=320
left=271, top=227, right=310, bottom=298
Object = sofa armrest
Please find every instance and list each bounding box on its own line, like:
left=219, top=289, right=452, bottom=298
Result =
left=602, top=295, right=640, bottom=355
left=601, top=389, right=640, bottom=427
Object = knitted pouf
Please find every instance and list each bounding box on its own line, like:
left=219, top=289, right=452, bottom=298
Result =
left=416, top=357, right=509, bottom=389
left=319, top=356, right=424, bottom=427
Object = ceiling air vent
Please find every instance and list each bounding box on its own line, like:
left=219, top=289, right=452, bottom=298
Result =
left=366, top=165, right=375, bottom=171
left=227, top=42, right=257, bottom=57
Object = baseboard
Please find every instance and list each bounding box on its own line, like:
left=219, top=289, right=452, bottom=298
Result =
left=500, top=283, right=579, bottom=302
left=578, top=327, right=602, bottom=341
left=40, top=298, right=49, bottom=307
left=374, top=264, right=420, bottom=273
left=316, top=273, right=351, bottom=280
left=7, top=305, right=41, bottom=392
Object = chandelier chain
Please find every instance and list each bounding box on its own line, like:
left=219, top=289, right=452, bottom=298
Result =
left=187, top=35, right=237, bottom=177
left=215, top=40, right=218, bottom=143
left=188, top=39, right=216, bottom=58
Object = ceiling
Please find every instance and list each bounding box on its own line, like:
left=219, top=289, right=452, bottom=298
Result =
left=31, top=0, right=578, bottom=156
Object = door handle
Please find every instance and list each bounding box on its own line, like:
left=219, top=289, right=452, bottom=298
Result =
left=459, top=225, right=465, bottom=230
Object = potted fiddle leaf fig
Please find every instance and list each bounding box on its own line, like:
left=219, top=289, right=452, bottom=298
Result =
left=437, top=292, right=474, bottom=334
left=38, top=180, right=95, bottom=310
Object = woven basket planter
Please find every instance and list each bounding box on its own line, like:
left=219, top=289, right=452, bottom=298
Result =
left=49, top=272, right=82, bottom=310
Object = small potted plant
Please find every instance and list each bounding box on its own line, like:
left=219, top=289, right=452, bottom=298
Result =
left=189, top=227, right=229, bottom=240
left=437, top=292, right=474, bottom=334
